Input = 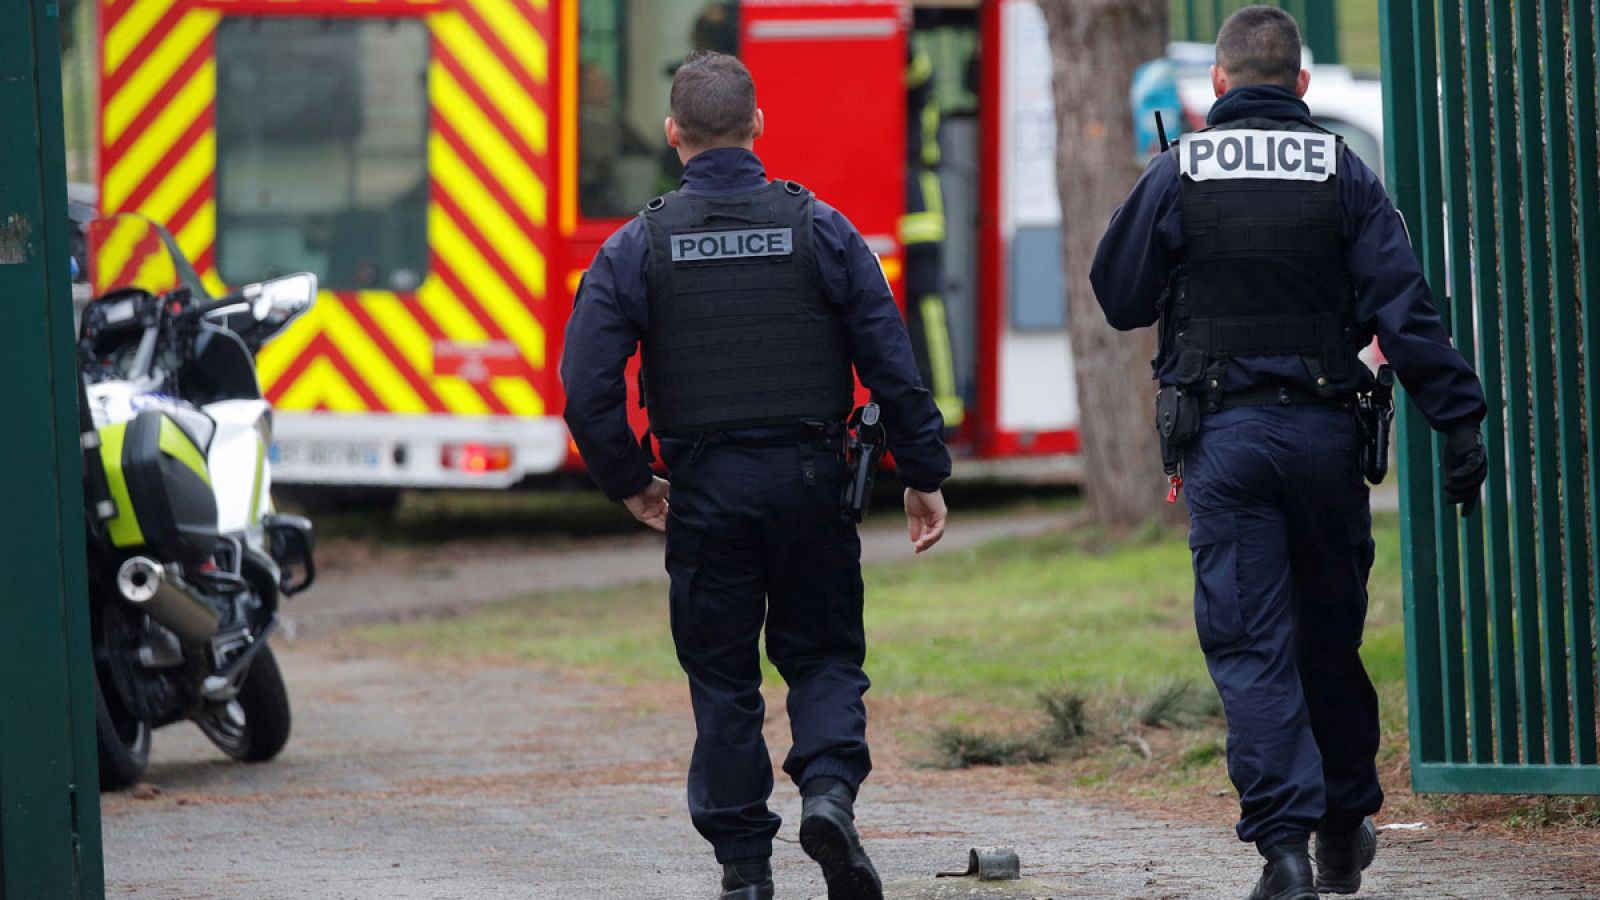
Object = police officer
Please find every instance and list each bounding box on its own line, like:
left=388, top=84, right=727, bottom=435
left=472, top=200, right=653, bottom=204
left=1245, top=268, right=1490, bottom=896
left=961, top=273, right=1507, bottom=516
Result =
left=560, top=51, right=951, bottom=900
left=1091, top=8, right=1487, bottom=900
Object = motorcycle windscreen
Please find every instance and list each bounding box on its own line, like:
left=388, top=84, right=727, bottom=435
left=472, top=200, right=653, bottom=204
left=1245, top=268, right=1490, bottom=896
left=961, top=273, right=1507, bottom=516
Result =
left=88, top=213, right=210, bottom=300
left=739, top=1, right=907, bottom=282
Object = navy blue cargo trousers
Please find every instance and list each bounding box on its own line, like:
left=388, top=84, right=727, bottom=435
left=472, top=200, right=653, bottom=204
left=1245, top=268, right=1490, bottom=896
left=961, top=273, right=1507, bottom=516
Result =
left=659, top=429, right=872, bottom=864
left=1183, top=405, right=1385, bottom=851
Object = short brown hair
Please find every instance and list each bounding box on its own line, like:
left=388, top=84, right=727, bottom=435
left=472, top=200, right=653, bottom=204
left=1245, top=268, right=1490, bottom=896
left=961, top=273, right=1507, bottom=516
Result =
left=670, top=51, right=757, bottom=149
left=1216, top=6, right=1303, bottom=91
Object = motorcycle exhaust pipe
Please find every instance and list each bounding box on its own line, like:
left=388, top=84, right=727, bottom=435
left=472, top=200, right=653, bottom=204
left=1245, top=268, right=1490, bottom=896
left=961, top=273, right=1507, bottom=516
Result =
left=116, top=557, right=221, bottom=645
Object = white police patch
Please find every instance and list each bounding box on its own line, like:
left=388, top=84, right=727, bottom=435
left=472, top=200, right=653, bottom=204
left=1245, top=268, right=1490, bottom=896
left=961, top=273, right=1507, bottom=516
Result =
left=671, top=228, right=794, bottom=262
left=1180, top=130, right=1337, bottom=183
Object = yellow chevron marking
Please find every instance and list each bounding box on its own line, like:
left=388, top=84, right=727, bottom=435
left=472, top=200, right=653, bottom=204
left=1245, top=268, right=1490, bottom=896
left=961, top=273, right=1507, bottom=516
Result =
left=173, top=199, right=215, bottom=269
left=436, top=377, right=494, bottom=415
left=257, top=296, right=330, bottom=388
left=201, top=269, right=229, bottom=297
left=429, top=204, right=547, bottom=370
left=430, top=134, right=546, bottom=293
left=432, top=14, right=545, bottom=156
left=318, top=297, right=429, bottom=414
left=358, top=292, right=486, bottom=415
left=94, top=213, right=151, bottom=293
left=470, top=0, right=548, bottom=83
left=432, top=64, right=547, bottom=225
left=104, top=0, right=176, bottom=75
left=103, top=59, right=213, bottom=211
left=279, top=356, right=368, bottom=413
left=130, top=244, right=180, bottom=294
left=417, top=275, right=490, bottom=342
left=359, top=292, right=432, bottom=375
left=104, top=10, right=218, bottom=146
left=490, top=376, right=543, bottom=417
left=131, top=130, right=214, bottom=226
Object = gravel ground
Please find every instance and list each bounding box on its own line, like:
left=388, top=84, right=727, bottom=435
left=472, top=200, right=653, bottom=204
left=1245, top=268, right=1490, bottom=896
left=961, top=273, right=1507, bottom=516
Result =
left=101, top=505, right=1590, bottom=899
left=103, top=645, right=1592, bottom=899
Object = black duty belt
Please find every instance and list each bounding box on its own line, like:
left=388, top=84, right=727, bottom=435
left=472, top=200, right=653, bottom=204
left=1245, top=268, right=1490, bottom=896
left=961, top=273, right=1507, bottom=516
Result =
left=1213, top=384, right=1352, bottom=412
left=656, top=420, right=845, bottom=448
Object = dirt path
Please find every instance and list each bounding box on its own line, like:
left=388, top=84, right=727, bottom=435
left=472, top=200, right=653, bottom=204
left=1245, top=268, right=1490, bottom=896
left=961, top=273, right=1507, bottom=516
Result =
left=101, top=510, right=1591, bottom=898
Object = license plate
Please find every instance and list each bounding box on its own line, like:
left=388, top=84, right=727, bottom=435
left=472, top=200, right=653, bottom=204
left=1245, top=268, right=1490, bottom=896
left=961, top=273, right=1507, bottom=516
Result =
left=270, top=439, right=382, bottom=470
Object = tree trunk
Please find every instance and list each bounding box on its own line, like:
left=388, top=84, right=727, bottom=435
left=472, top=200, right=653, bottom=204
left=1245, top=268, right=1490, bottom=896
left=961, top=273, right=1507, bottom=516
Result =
left=1038, top=0, right=1171, bottom=529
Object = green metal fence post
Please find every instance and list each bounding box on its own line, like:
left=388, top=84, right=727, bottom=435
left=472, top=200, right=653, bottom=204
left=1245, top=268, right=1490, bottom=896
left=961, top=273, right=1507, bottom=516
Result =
left=1301, top=0, right=1340, bottom=63
left=1492, top=0, right=1546, bottom=767
left=1435, top=0, right=1487, bottom=764
left=1460, top=0, right=1519, bottom=765
left=1379, top=0, right=1447, bottom=773
left=0, top=0, right=105, bottom=895
left=1569, top=0, right=1600, bottom=771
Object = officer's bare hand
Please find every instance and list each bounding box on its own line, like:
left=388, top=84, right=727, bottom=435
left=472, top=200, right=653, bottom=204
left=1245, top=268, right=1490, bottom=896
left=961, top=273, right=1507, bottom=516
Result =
left=624, top=477, right=671, bottom=532
left=904, top=488, right=947, bottom=554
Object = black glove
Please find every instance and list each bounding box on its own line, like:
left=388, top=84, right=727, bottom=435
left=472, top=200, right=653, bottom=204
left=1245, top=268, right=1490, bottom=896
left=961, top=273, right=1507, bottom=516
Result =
left=1442, top=425, right=1487, bottom=517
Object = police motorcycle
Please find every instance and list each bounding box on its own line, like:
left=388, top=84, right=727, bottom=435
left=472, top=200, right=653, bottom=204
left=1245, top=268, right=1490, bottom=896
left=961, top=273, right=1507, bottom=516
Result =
left=76, top=213, right=317, bottom=789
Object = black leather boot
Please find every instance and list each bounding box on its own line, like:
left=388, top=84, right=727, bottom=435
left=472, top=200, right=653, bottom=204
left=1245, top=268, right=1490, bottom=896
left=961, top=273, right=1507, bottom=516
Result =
left=719, top=858, right=773, bottom=900
left=1314, top=817, right=1377, bottom=894
left=1247, top=838, right=1318, bottom=900
left=798, top=780, right=883, bottom=899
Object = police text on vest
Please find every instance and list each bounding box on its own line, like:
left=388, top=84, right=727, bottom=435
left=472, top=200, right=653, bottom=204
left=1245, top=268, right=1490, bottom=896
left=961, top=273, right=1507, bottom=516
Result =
left=671, top=228, right=795, bottom=262
left=1180, top=130, right=1337, bottom=183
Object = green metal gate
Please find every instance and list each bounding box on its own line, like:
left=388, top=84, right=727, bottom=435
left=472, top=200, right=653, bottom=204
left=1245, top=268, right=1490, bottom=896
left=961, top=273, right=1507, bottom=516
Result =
left=1381, top=0, right=1600, bottom=794
left=0, top=0, right=106, bottom=893
left=1170, top=0, right=1341, bottom=63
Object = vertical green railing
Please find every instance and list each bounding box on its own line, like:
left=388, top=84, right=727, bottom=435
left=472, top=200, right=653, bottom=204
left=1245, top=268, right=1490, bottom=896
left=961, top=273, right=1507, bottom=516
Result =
left=1170, top=0, right=1341, bottom=64
left=1382, top=0, right=1600, bottom=794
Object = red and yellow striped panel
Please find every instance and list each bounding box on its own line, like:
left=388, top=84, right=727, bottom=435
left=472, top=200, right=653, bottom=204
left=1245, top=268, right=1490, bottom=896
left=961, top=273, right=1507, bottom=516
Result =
left=98, top=0, right=555, bottom=417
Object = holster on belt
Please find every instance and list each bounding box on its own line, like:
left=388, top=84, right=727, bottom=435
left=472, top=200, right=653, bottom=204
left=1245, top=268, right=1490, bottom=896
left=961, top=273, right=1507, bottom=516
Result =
left=1155, top=384, right=1202, bottom=476
left=1355, top=364, right=1396, bottom=484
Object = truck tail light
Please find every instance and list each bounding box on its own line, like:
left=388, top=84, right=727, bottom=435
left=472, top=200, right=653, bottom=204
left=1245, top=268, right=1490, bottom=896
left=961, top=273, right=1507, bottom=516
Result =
left=441, top=443, right=513, bottom=474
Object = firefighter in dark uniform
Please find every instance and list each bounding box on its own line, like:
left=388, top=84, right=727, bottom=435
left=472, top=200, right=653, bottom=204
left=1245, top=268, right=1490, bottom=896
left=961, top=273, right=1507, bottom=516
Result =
left=560, top=52, right=951, bottom=900
left=902, top=45, right=964, bottom=427
left=1091, top=9, right=1487, bottom=900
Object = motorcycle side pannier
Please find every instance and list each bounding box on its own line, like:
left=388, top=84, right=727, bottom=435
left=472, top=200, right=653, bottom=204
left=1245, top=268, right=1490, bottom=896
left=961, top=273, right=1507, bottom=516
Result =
left=97, top=408, right=219, bottom=562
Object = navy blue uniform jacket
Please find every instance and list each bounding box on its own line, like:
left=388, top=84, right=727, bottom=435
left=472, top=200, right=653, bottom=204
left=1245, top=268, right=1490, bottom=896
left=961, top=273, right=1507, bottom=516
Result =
left=561, top=147, right=952, bottom=501
left=1091, top=85, right=1486, bottom=431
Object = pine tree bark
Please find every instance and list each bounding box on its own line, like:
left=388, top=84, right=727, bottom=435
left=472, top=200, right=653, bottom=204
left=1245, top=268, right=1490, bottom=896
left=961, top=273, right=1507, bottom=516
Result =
left=1037, top=0, right=1172, bottom=528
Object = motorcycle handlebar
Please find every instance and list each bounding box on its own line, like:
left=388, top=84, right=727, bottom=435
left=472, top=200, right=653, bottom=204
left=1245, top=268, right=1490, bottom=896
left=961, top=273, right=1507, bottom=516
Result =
left=176, top=292, right=248, bottom=321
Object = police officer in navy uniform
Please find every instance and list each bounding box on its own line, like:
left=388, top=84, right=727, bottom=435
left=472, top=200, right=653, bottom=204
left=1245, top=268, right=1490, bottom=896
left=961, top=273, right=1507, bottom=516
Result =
left=561, top=51, right=951, bottom=900
left=1092, top=9, right=1487, bottom=900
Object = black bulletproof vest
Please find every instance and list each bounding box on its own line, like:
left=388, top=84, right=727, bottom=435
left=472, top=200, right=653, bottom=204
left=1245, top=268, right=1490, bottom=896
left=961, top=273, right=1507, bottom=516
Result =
left=1167, top=116, right=1355, bottom=393
left=641, top=180, right=854, bottom=435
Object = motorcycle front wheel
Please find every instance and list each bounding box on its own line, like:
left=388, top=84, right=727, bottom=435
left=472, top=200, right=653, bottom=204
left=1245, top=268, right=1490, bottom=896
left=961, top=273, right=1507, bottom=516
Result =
left=196, top=642, right=292, bottom=763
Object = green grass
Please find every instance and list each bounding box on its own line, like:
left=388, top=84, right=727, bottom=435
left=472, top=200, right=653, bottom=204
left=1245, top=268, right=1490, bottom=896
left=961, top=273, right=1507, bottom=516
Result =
left=360, top=511, right=1408, bottom=715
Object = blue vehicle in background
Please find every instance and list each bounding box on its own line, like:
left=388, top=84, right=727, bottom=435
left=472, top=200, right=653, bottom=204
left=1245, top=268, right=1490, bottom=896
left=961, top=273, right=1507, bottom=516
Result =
left=1132, top=42, right=1386, bottom=176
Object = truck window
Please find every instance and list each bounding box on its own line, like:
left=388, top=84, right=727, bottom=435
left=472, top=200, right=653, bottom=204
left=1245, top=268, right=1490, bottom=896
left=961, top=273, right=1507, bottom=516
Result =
left=216, top=18, right=429, bottom=292
left=578, top=0, right=739, bottom=219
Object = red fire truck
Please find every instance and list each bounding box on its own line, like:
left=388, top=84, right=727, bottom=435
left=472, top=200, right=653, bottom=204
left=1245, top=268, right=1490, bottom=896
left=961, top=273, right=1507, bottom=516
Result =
left=96, top=0, right=1081, bottom=492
